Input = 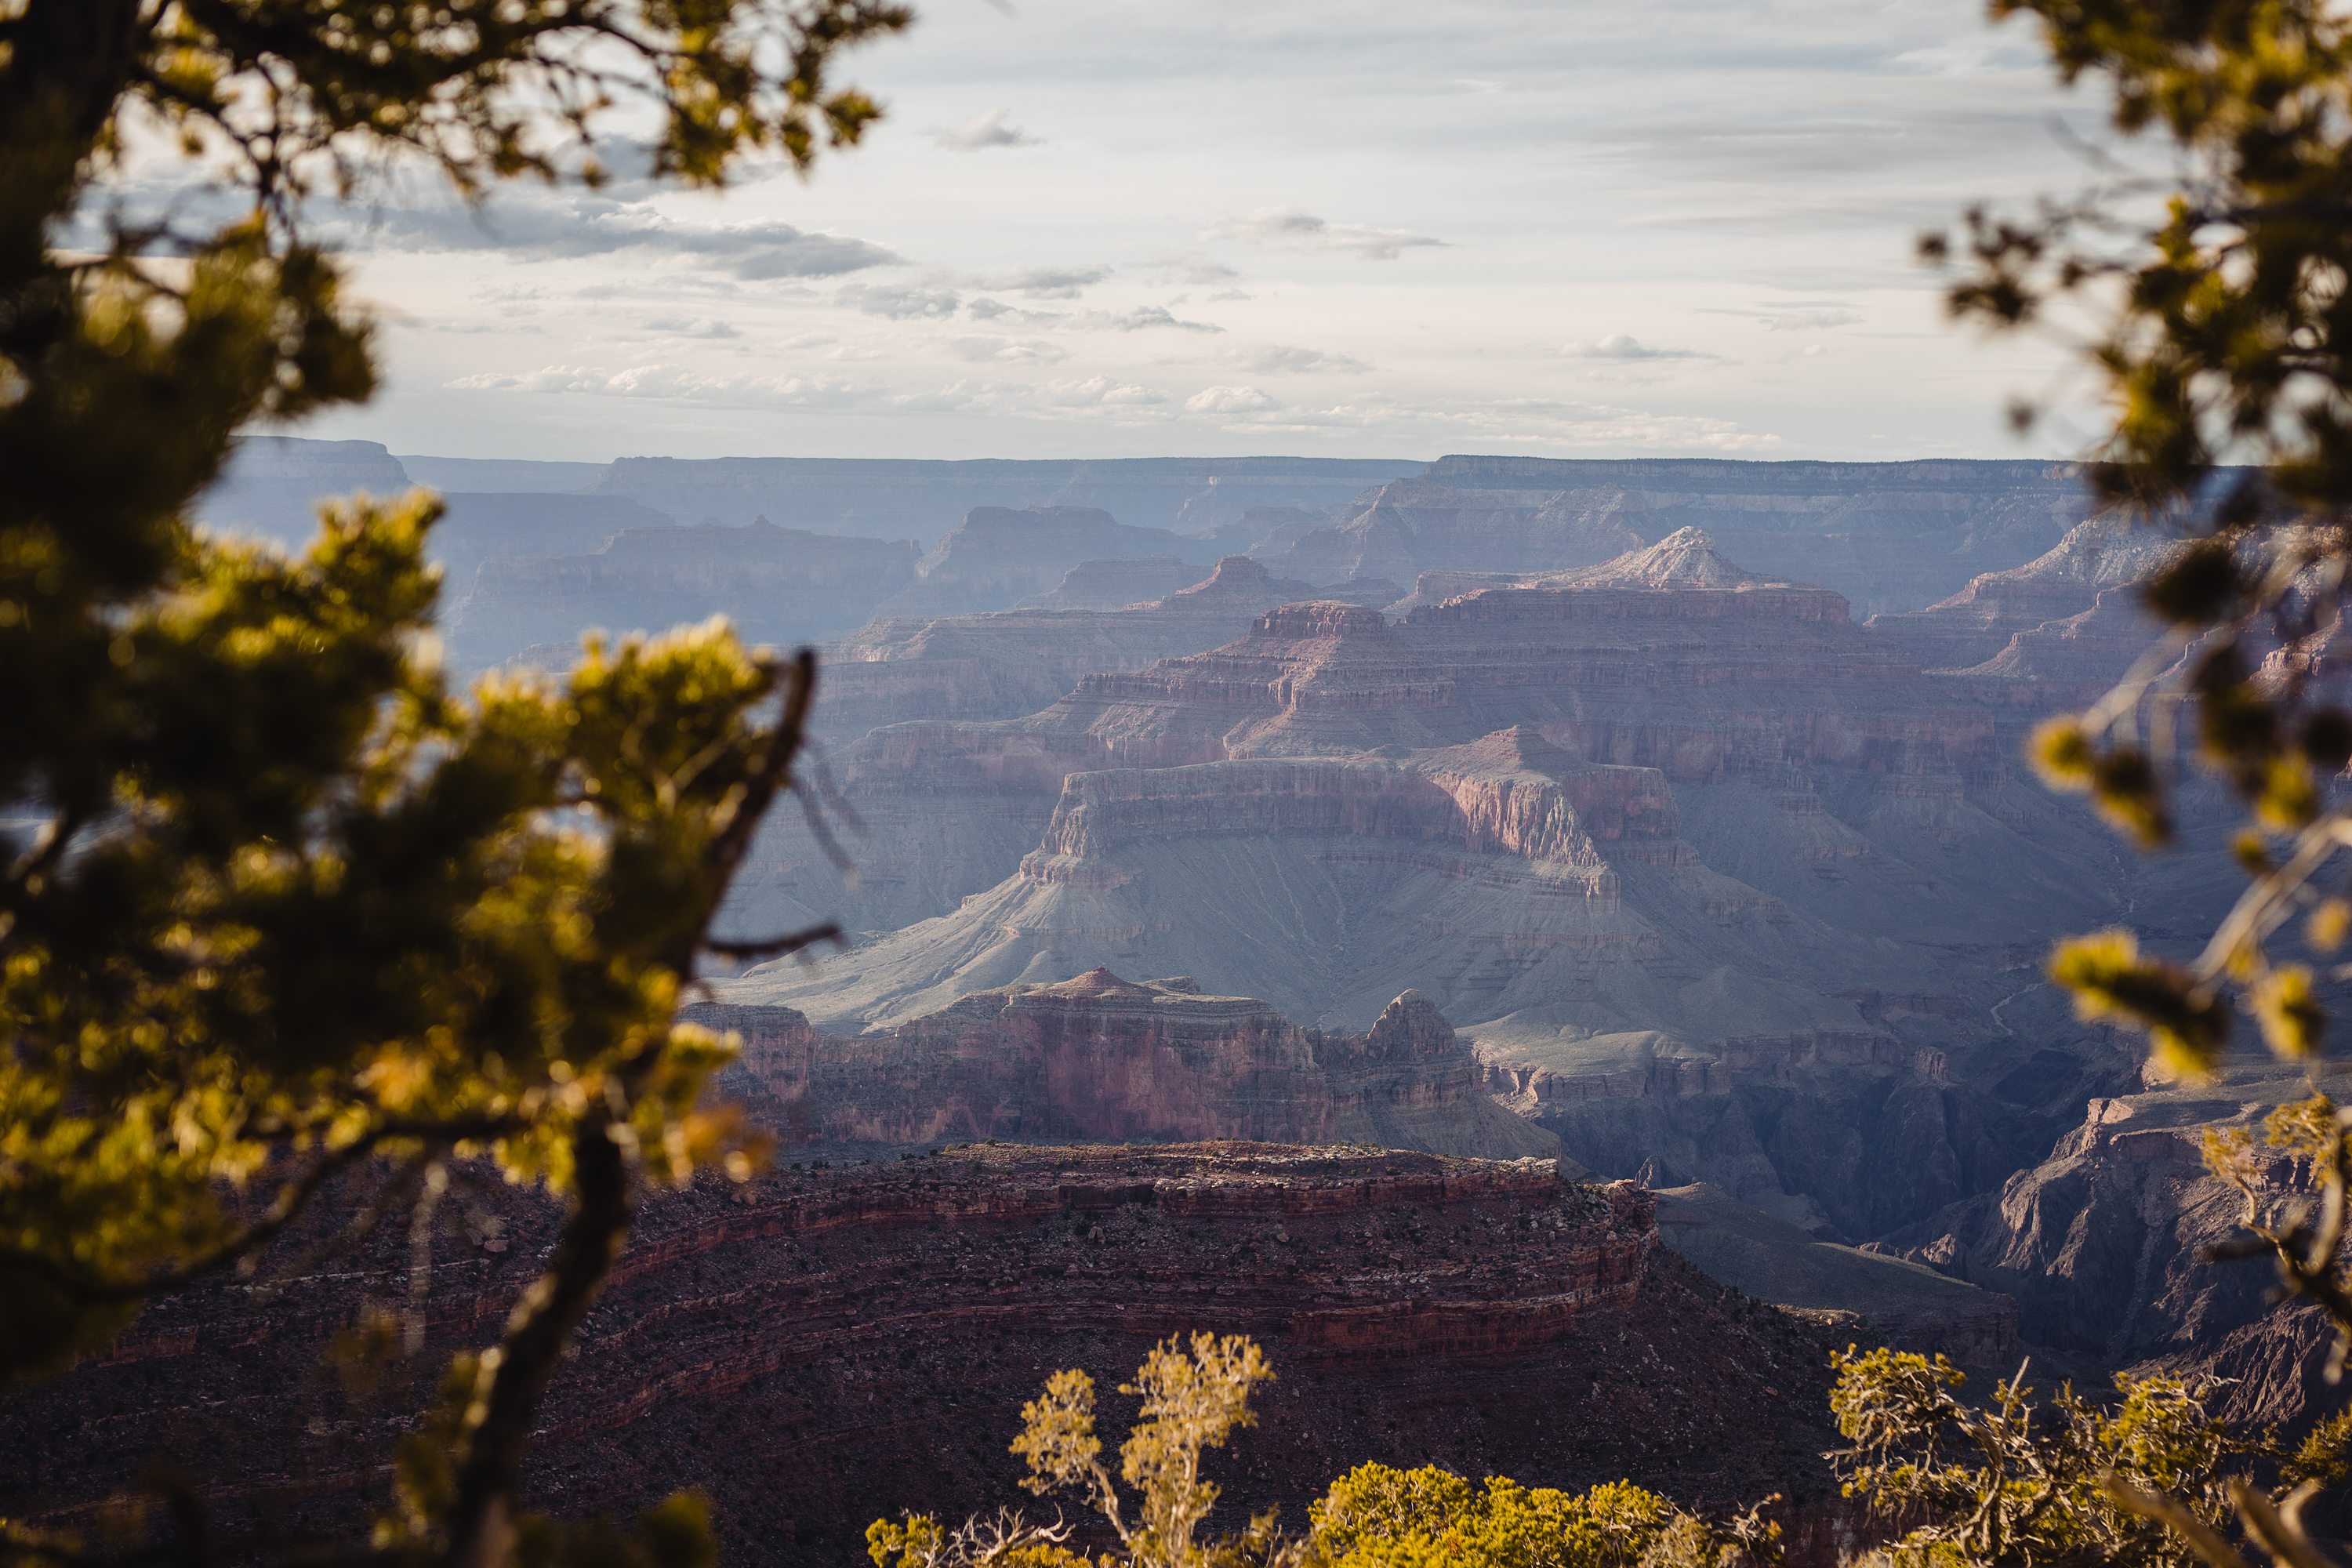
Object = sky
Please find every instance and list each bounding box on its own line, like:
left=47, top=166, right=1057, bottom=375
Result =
left=281, top=0, right=2122, bottom=464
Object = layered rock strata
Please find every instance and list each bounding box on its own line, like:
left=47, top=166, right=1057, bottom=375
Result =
left=689, top=970, right=1558, bottom=1160
left=0, top=1145, right=1838, bottom=1567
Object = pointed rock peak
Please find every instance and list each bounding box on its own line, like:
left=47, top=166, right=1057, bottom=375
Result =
left=1367, top=989, right=1459, bottom=1059
left=1568, top=527, right=1779, bottom=590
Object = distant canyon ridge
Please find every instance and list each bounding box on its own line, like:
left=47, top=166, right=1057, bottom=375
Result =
left=183, top=439, right=2328, bottom=1430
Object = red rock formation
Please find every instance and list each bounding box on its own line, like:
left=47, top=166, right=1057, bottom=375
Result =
left=688, top=975, right=1557, bottom=1160
left=0, top=1145, right=1839, bottom=1566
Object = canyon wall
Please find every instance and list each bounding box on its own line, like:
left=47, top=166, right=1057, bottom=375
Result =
left=0, top=1146, right=1839, bottom=1566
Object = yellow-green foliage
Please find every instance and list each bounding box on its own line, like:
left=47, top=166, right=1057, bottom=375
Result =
left=1303, top=1466, right=1693, bottom=1568
left=1822, top=1346, right=2332, bottom=1568
left=872, top=1338, right=1762, bottom=1568
left=0, top=2, right=906, bottom=1563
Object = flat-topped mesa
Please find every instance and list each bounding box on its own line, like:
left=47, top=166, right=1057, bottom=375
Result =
left=1406, top=530, right=1855, bottom=629
left=689, top=973, right=1558, bottom=1160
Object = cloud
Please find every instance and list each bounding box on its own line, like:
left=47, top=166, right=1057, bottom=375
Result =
left=948, top=336, right=1071, bottom=364
left=840, top=284, right=963, bottom=319
left=444, top=363, right=866, bottom=410
left=1563, top=333, right=1712, bottom=361
left=963, top=264, right=1112, bottom=299
left=325, top=194, right=900, bottom=281
left=1154, top=252, right=1242, bottom=285
left=1096, top=304, right=1221, bottom=334
left=641, top=315, right=740, bottom=339
left=1185, top=384, right=1277, bottom=414
left=1201, top=207, right=1444, bottom=261
left=932, top=109, right=1042, bottom=151
left=1242, top=345, right=1372, bottom=374
left=1761, top=308, right=1862, bottom=331
left=1046, top=376, right=1167, bottom=408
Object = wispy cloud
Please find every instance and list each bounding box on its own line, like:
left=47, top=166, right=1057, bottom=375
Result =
left=949, top=336, right=1071, bottom=364
left=1185, top=385, right=1277, bottom=415
left=1201, top=207, right=1445, bottom=261
left=641, top=316, right=741, bottom=339
left=1563, top=333, right=1715, bottom=362
left=961, top=264, right=1112, bottom=299
left=840, top=284, right=963, bottom=320
left=325, top=193, right=899, bottom=281
left=931, top=108, right=1042, bottom=151
left=1242, top=345, right=1372, bottom=374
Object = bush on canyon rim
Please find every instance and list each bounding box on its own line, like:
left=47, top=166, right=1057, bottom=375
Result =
left=867, top=1334, right=1766, bottom=1568
left=1933, top=0, right=2352, bottom=1558
left=0, top=3, right=904, bottom=1566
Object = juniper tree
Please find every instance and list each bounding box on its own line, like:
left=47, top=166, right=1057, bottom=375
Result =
left=0, top=3, right=908, bottom=1565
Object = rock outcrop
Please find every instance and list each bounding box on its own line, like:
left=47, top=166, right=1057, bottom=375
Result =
left=689, top=972, right=1558, bottom=1160
left=1887, top=1064, right=2350, bottom=1425
left=1860, top=513, right=2183, bottom=716
left=444, top=521, right=921, bottom=670
left=0, top=1146, right=1839, bottom=1566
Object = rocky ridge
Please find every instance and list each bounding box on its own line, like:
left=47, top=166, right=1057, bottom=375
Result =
left=1255, top=456, right=2096, bottom=616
